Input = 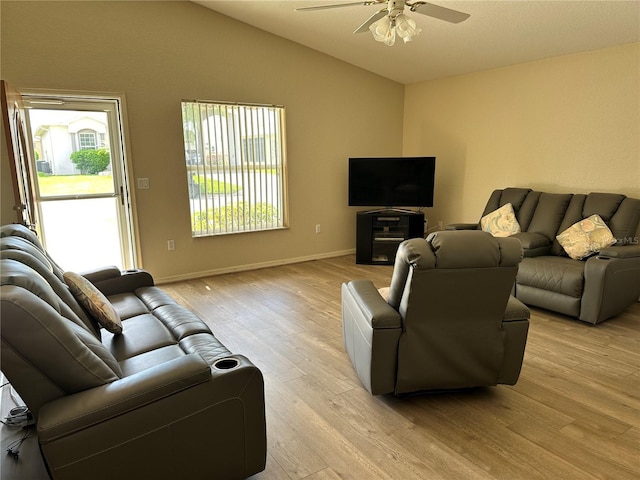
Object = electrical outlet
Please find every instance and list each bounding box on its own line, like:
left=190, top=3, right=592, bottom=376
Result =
left=315, top=224, right=321, bottom=234
left=167, top=240, right=175, bottom=251
left=438, top=220, right=444, bottom=230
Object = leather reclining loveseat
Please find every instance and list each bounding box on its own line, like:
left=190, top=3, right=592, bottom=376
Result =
left=0, top=224, right=266, bottom=480
left=448, top=188, right=640, bottom=324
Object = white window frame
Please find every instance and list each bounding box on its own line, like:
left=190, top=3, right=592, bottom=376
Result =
left=181, top=100, right=289, bottom=237
left=78, top=130, right=97, bottom=150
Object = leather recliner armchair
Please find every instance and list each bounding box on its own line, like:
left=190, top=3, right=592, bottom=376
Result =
left=342, top=231, right=530, bottom=395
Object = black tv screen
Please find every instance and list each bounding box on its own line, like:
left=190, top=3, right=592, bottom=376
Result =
left=348, top=157, right=435, bottom=207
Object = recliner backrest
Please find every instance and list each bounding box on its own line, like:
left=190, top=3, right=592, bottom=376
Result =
left=389, top=231, right=524, bottom=392
left=482, top=188, right=537, bottom=230
left=0, top=224, right=65, bottom=279
left=550, top=193, right=640, bottom=255
left=1, top=259, right=121, bottom=418
left=525, top=192, right=573, bottom=240
left=393, top=231, right=522, bottom=321
left=0, top=247, right=100, bottom=336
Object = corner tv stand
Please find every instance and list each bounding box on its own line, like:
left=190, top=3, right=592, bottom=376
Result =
left=356, top=210, right=425, bottom=265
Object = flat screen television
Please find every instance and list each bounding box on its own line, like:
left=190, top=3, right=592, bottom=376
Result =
left=348, top=157, right=436, bottom=208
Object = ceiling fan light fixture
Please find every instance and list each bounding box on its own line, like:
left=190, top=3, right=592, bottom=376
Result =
left=369, top=15, right=396, bottom=46
left=296, top=0, right=469, bottom=46
left=395, top=13, right=421, bottom=43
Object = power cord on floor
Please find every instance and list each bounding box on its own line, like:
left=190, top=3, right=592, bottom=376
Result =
left=6, top=427, right=32, bottom=460
left=1, top=378, right=36, bottom=460
left=1, top=406, right=34, bottom=428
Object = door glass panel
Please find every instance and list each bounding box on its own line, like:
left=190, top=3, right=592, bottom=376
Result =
left=29, top=109, right=114, bottom=197
left=23, top=95, right=135, bottom=272
left=40, top=198, right=121, bottom=271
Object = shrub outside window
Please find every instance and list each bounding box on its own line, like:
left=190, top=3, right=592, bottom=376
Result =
left=181, top=101, right=288, bottom=237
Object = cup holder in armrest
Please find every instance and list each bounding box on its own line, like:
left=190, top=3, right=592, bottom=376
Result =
left=213, top=358, right=240, bottom=370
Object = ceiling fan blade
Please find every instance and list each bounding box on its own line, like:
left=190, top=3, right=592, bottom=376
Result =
left=409, top=1, right=470, bottom=23
left=353, top=9, right=388, bottom=33
left=295, top=1, right=382, bottom=12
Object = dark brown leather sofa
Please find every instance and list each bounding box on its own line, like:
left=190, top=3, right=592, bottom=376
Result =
left=342, top=231, right=530, bottom=395
left=0, top=224, right=266, bottom=480
left=448, top=187, right=640, bottom=324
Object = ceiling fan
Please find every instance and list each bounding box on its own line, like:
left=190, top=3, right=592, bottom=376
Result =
left=295, top=0, right=470, bottom=46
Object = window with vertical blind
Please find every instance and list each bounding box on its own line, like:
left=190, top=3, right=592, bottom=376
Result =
left=181, top=101, right=288, bottom=237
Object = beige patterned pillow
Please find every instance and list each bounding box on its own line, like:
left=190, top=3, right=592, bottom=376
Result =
left=480, top=203, right=521, bottom=238
left=63, top=271, right=123, bottom=334
left=378, top=286, right=390, bottom=302
left=556, top=214, right=616, bottom=260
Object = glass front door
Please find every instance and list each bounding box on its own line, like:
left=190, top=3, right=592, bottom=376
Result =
left=25, top=96, right=136, bottom=271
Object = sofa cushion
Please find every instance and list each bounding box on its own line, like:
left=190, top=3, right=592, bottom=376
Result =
left=512, top=232, right=552, bottom=257
left=117, top=345, right=186, bottom=376
left=108, top=292, right=151, bottom=320
left=1, top=236, right=58, bottom=278
left=517, top=256, right=585, bottom=298
left=481, top=203, right=521, bottom=237
left=550, top=194, right=588, bottom=256
left=526, top=193, right=573, bottom=241
left=607, top=197, right=640, bottom=245
left=135, top=286, right=178, bottom=310
left=583, top=193, right=625, bottom=222
left=102, top=314, right=176, bottom=361
left=556, top=215, right=616, bottom=260
left=64, top=271, right=123, bottom=334
left=1, top=283, right=122, bottom=393
left=3, top=259, right=62, bottom=313
left=1, top=249, right=100, bottom=336
left=0, top=224, right=65, bottom=280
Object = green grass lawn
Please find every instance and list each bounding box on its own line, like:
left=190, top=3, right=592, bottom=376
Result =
left=192, top=175, right=240, bottom=195
left=37, top=174, right=114, bottom=196
left=37, top=173, right=242, bottom=197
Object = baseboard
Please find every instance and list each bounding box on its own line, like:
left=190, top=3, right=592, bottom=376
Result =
left=155, top=249, right=356, bottom=284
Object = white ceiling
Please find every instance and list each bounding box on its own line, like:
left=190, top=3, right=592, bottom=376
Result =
left=193, top=0, right=640, bottom=84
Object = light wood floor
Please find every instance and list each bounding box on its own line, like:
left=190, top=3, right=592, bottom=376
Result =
left=2, top=255, right=639, bottom=479
left=162, top=255, right=640, bottom=480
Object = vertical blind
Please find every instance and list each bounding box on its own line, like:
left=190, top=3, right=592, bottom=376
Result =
left=181, top=101, right=288, bottom=237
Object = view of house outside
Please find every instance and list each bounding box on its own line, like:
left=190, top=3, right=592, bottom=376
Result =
left=30, top=110, right=113, bottom=197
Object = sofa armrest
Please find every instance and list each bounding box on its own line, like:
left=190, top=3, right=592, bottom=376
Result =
left=342, top=280, right=402, bottom=329
left=445, top=223, right=479, bottom=231
left=342, top=281, right=402, bottom=395
left=86, top=268, right=155, bottom=296
left=580, top=254, right=640, bottom=324
left=37, top=353, right=266, bottom=479
left=37, top=353, right=211, bottom=442
left=80, top=266, right=122, bottom=283
left=598, top=244, right=640, bottom=259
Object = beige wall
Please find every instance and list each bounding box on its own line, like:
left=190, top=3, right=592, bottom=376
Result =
left=403, top=43, right=640, bottom=229
left=0, top=1, right=404, bottom=282
left=3, top=2, right=639, bottom=281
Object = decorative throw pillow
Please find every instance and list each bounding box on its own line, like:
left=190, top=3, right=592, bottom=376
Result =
left=480, top=203, right=521, bottom=238
left=378, top=287, right=390, bottom=302
left=63, top=271, right=123, bottom=334
left=556, top=214, right=616, bottom=260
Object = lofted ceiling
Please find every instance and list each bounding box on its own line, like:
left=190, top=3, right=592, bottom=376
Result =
left=193, top=0, right=640, bottom=84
